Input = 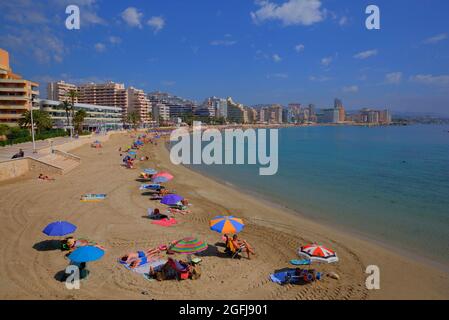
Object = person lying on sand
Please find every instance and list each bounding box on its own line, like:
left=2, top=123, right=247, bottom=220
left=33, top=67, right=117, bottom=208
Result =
left=120, top=248, right=161, bottom=266
left=148, top=208, right=170, bottom=220
left=168, top=207, right=190, bottom=215
left=63, top=237, right=105, bottom=253
left=230, top=234, right=256, bottom=259
left=148, top=258, right=193, bottom=281
left=38, top=173, right=55, bottom=181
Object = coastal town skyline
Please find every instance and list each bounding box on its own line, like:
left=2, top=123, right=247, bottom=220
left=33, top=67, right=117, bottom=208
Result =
left=0, top=1, right=448, bottom=115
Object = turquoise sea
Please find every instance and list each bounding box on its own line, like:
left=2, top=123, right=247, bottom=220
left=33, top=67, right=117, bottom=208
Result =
left=185, top=125, right=449, bottom=267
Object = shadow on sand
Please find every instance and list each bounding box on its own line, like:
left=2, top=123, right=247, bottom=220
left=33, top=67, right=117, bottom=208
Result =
left=33, top=240, right=62, bottom=252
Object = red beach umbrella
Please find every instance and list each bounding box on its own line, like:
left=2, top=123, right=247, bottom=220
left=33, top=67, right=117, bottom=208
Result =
left=298, top=243, right=338, bottom=263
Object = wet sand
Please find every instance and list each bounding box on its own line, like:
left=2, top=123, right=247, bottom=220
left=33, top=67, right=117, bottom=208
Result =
left=0, top=132, right=448, bottom=300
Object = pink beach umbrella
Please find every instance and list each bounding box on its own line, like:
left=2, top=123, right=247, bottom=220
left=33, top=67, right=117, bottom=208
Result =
left=152, top=171, right=174, bottom=181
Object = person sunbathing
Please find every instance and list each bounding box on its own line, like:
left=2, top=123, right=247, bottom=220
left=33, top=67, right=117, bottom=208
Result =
left=38, top=173, right=55, bottom=181
left=64, top=237, right=105, bottom=253
left=168, top=207, right=190, bottom=215
left=148, top=208, right=169, bottom=220
left=231, top=234, right=255, bottom=259
left=120, top=248, right=161, bottom=266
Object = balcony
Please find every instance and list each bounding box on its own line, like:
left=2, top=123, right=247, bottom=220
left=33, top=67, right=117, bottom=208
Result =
left=0, top=95, right=28, bottom=101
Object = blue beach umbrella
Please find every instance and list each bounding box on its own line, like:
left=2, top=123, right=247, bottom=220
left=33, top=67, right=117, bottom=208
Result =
left=68, top=246, right=104, bottom=263
left=153, top=176, right=169, bottom=184
left=43, top=221, right=77, bottom=236
left=139, top=183, right=161, bottom=190
left=210, top=216, right=245, bottom=234
left=161, top=194, right=183, bottom=205
left=143, top=168, right=158, bottom=175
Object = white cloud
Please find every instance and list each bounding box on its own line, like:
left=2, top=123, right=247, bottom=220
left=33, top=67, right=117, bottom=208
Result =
left=339, top=16, right=348, bottom=26
left=423, top=33, right=447, bottom=45
left=210, top=40, right=237, bottom=46
left=94, top=43, right=106, bottom=52
left=272, top=53, right=282, bottom=62
left=108, top=36, right=122, bottom=45
left=343, top=85, right=359, bottom=93
left=409, top=74, right=449, bottom=85
left=251, top=0, right=325, bottom=26
left=147, top=16, right=165, bottom=33
left=354, top=49, right=378, bottom=59
left=3, top=30, right=66, bottom=64
left=321, top=56, right=333, bottom=66
left=294, top=44, right=305, bottom=52
left=385, top=72, right=402, bottom=84
left=121, top=7, right=143, bottom=28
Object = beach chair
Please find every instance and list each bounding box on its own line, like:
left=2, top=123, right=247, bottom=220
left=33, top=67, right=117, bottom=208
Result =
left=225, top=237, right=243, bottom=259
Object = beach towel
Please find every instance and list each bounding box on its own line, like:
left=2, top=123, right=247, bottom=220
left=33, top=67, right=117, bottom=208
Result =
left=290, top=259, right=311, bottom=266
left=81, top=194, right=107, bottom=201
left=269, top=269, right=299, bottom=285
left=122, top=258, right=167, bottom=274
left=151, top=218, right=178, bottom=227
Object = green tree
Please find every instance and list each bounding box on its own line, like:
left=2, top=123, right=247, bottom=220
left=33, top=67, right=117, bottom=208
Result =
left=58, top=101, right=72, bottom=131
left=73, top=109, right=87, bottom=134
left=19, top=110, right=53, bottom=134
left=127, top=111, right=141, bottom=130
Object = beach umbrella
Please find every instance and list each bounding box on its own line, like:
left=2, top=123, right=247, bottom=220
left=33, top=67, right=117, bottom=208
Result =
left=170, top=237, right=208, bottom=254
left=68, top=246, right=104, bottom=263
left=152, top=176, right=169, bottom=184
left=161, top=194, right=183, bottom=205
left=210, top=216, right=244, bottom=234
left=43, top=221, right=77, bottom=236
left=139, top=183, right=161, bottom=190
left=143, top=168, right=158, bottom=175
left=298, top=244, right=338, bottom=263
left=152, top=171, right=174, bottom=181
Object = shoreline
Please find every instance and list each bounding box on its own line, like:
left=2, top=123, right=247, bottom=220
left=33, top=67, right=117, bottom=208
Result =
left=182, top=163, right=449, bottom=275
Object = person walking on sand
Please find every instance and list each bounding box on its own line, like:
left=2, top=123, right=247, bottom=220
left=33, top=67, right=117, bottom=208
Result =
left=231, top=234, right=255, bottom=259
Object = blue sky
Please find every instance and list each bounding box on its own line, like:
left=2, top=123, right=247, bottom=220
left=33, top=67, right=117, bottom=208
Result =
left=1, top=0, right=448, bottom=114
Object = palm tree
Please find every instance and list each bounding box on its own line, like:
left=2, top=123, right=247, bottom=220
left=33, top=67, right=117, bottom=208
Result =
left=66, top=90, right=78, bottom=136
left=73, top=109, right=87, bottom=134
left=58, top=101, right=72, bottom=131
left=19, top=110, right=53, bottom=134
left=127, top=111, right=141, bottom=130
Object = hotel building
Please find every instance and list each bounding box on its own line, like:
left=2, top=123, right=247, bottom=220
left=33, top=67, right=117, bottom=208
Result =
left=126, top=87, right=151, bottom=124
left=227, top=97, right=248, bottom=124
left=77, top=81, right=128, bottom=115
left=0, top=48, right=39, bottom=126
left=47, top=81, right=78, bottom=103
left=39, top=99, right=123, bottom=131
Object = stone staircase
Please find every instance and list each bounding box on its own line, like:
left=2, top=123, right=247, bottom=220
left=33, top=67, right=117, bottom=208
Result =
left=38, top=151, right=80, bottom=174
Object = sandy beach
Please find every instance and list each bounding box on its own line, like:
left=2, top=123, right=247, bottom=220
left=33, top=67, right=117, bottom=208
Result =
left=0, top=132, right=448, bottom=300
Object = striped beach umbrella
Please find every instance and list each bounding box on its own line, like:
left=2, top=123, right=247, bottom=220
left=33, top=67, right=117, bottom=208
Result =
left=169, top=237, right=208, bottom=254
left=152, top=171, right=174, bottom=181
left=209, top=216, right=244, bottom=234
left=298, top=244, right=339, bottom=263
